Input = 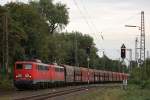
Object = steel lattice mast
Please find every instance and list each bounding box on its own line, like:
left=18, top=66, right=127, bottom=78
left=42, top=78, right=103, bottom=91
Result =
left=135, top=37, right=138, bottom=62
left=140, top=11, right=145, bottom=64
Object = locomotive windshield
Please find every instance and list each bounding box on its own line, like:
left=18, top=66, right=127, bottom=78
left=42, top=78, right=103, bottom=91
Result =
left=16, top=64, right=32, bottom=70
left=16, top=64, right=23, bottom=69
left=24, top=64, right=32, bottom=70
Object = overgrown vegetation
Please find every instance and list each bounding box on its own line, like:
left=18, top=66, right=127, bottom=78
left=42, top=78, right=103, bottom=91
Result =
left=129, top=58, right=150, bottom=89
left=0, top=79, right=13, bottom=91
left=65, top=85, right=150, bottom=100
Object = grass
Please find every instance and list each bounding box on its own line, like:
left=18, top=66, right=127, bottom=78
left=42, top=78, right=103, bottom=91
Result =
left=0, top=80, right=150, bottom=100
left=0, top=79, right=13, bottom=100
left=122, top=85, right=150, bottom=100
left=0, top=79, right=13, bottom=91
left=66, top=85, right=150, bottom=100
left=0, top=96, right=12, bottom=100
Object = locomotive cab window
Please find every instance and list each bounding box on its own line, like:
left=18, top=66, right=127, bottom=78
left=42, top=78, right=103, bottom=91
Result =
left=24, top=64, right=32, bottom=70
left=16, top=64, right=23, bottom=69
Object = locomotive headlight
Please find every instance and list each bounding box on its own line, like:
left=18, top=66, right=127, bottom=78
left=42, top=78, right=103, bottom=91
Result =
left=16, top=74, right=22, bottom=78
left=25, top=73, right=31, bottom=78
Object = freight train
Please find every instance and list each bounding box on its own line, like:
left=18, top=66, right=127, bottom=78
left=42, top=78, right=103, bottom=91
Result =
left=14, top=59, right=128, bottom=89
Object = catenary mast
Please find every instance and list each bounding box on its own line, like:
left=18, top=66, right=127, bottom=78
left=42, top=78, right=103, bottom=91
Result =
left=139, top=11, right=145, bottom=65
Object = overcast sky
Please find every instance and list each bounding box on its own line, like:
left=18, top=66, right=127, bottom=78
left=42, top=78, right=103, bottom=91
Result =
left=1, top=0, right=150, bottom=60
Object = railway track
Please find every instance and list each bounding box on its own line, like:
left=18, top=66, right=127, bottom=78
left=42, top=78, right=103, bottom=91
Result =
left=14, top=84, right=121, bottom=100
left=14, top=86, right=87, bottom=100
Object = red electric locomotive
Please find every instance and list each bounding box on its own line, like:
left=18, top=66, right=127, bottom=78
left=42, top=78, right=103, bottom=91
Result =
left=14, top=60, right=65, bottom=89
left=51, top=64, right=65, bottom=86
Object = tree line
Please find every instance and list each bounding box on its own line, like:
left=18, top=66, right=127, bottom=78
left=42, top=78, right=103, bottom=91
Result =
left=0, top=0, right=126, bottom=78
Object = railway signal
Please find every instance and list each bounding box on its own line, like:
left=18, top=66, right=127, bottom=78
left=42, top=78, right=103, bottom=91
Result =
left=121, top=44, right=126, bottom=59
left=86, top=46, right=91, bottom=55
left=86, top=46, right=91, bottom=85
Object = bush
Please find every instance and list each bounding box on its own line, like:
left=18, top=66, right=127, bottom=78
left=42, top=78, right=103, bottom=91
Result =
left=0, top=79, right=13, bottom=91
left=140, top=80, right=150, bottom=89
left=128, top=79, right=144, bottom=86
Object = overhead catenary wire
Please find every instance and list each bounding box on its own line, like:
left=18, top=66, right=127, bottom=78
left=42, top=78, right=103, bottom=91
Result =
left=72, top=0, right=106, bottom=57
left=80, top=0, right=104, bottom=40
left=72, top=0, right=102, bottom=41
left=79, top=0, right=105, bottom=55
left=72, top=0, right=93, bottom=32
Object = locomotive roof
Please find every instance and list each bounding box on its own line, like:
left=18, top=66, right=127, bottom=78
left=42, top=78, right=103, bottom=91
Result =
left=15, top=61, right=49, bottom=66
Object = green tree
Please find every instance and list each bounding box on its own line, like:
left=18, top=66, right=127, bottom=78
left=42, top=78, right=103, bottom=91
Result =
left=31, top=0, right=69, bottom=34
left=5, top=3, right=50, bottom=61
